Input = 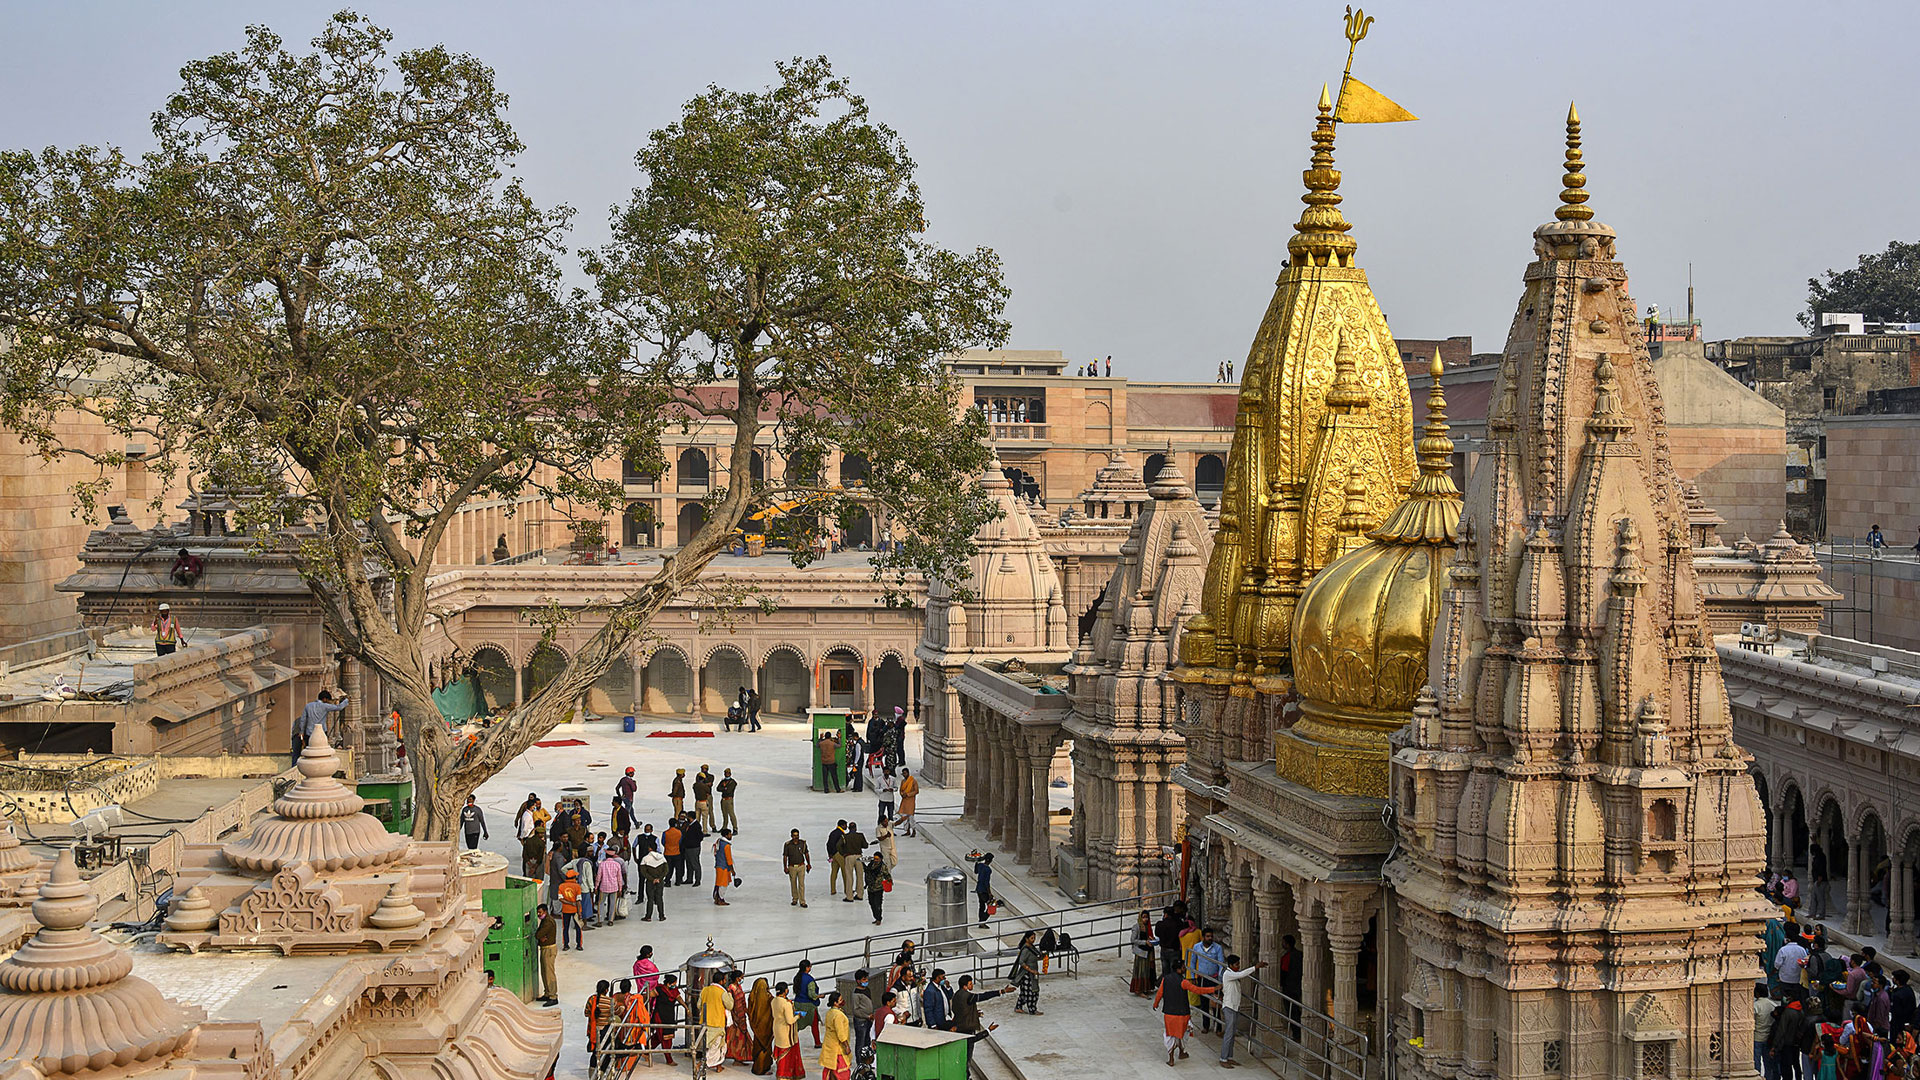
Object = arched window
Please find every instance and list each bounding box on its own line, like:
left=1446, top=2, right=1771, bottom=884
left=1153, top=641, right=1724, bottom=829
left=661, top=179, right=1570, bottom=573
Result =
left=1195, top=453, right=1226, bottom=505
left=840, top=452, right=871, bottom=487
left=677, top=448, right=709, bottom=488
left=1143, top=453, right=1169, bottom=486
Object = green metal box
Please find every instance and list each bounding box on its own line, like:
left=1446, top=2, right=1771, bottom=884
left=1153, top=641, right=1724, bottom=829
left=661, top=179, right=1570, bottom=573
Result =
left=483, top=935, right=534, bottom=1001
left=809, top=708, right=851, bottom=792
left=483, top=875, right=539, bottom=940
left=875, top=1025, right=972, bottom=1080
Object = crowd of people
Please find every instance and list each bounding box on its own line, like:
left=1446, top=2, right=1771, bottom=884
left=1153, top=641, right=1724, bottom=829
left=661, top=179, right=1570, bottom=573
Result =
left=1759, top=912, right=1917, bottom=1079
left=571, top=940, right=1022, bottom=1076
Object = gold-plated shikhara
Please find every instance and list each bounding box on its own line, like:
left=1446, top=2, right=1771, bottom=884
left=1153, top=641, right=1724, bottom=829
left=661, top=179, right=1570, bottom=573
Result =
left=1172, top=46, right=1416, bottom=708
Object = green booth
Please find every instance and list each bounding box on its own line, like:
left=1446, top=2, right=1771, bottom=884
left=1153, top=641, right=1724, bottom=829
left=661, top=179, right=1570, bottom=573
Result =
left=481, top=874, right=539, bottom=1001
left=808, top=707, right=851, bottom=792
left=875, top=1025, right=972, bottom=1080
left=356, top=775, right=415, bottom=835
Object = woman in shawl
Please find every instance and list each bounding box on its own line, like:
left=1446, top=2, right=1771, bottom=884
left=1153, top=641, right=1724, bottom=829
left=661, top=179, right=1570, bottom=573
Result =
left=793, top=960, right=822, bottom=1048
left=1130, top=911, right=1158, bottom=996
left=727, top=971, right=754, bottom=1063
left=772, top=981, right=805, bottom=1079
left=820, top=992, right=853, bottom=1080
left=615, top=979, right=651, bottom=1071
left=750, top=978, right=776, bottom=1075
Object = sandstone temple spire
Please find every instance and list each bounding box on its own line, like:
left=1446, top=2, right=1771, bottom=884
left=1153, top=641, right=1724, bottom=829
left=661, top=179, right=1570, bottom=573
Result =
left=1386, top=108, right=1769, bottom=1079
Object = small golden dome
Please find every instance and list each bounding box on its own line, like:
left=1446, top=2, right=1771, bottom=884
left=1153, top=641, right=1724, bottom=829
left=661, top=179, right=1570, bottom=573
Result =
left=1277, top=351, right=1461, bottom=796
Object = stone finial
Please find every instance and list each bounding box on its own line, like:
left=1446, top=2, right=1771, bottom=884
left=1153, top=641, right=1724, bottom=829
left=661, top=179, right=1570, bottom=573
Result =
left=0, top=823, right=40, bottom=878
left=163, top=886, right=218, bottom=933
left=367, top=877, right=426, bottom=931
left=220, top=723, right=408, bottom=874
left=0, top=851, right=199, bottom=1073
left=1557, top=102, right=1593, bottom=221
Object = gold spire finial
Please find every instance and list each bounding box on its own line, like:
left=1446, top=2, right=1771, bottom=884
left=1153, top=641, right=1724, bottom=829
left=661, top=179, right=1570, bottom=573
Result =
left=1290, top=87, right=1356, bottom=266
left=1557, top=101, right=1593, bottom=221
left=1324, top=333, right=1371, bottom=412
left=1412, top=347, right=1457, bottom=486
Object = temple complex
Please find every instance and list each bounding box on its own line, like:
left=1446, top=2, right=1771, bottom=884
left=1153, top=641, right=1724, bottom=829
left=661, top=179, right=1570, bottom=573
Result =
left=919, top=457, right=1073, bottom=790
left=1060, top=458, right=1212, bottom=901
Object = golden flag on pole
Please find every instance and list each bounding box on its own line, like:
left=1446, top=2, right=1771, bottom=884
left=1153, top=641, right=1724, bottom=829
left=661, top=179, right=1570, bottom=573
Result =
left=1334, top=76, right=1417, bottom=124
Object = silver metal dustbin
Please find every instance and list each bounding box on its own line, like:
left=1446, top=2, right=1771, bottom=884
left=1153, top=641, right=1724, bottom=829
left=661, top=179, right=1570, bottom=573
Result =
left=684, top=939, right=737, bottom=997
left=925, top=866, right=967, bottom=954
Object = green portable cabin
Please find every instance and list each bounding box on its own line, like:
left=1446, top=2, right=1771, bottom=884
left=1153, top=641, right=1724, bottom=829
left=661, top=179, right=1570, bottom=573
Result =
left=875, top=1025, right=972, bottom=1080
left=808, top=708, right=851, bottom=792
left=356, top=775, right=415, bottom=834
left=481, top=875, right=539, bottom=1001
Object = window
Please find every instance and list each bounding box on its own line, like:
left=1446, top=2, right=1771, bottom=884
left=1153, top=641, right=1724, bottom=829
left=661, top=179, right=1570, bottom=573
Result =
left=1817, top=436, right=1828, bottom=459
left=1543, top=1040, right=1564, bottom=1073
left=1708, top=1033, right=1722, bottom=1062
left=1647, top=799, right=1677, bottom=842
left=1822, top=386, right=1838, bottom=410
left=1641, top=1042, right=1670, bottom=1079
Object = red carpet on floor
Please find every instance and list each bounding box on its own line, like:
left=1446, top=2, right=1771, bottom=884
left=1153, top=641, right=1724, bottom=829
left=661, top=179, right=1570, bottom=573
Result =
left=645, top=731, right=715, bottom=738
left=532, top=738, right=589, bottom=748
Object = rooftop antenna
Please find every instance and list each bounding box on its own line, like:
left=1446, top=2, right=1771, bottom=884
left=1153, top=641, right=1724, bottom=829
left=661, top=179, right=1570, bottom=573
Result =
left=1687, top=263, right=1695, bottom=326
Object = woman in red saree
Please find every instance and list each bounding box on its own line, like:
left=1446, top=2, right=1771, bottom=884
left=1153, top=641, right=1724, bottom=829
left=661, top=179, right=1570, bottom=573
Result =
left=728, top=971, right=754, bottom=1063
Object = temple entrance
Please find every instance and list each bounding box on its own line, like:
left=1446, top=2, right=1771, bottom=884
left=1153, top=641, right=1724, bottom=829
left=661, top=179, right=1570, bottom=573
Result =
left=470, top=647, right=516, bottom=713
left=874, top=654, right=910, bottom=718
left=701, top=646, right=751, bottom=716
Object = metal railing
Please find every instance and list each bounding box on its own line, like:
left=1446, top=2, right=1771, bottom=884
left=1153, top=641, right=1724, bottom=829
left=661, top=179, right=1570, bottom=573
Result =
left=587, top=1008, right=706, bottom=1080
left=725, top=888, right=1178, bottom=986
left=1195, top=969, right=1370, bottom=1080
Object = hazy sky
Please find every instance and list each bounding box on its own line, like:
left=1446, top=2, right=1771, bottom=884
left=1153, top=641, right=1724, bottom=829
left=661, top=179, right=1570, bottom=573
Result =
left=5, top=1, right=1916, bottom=381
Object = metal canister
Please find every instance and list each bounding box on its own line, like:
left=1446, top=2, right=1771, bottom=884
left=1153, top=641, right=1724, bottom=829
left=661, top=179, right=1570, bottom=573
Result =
left=925, top=866, right=968, bottom=953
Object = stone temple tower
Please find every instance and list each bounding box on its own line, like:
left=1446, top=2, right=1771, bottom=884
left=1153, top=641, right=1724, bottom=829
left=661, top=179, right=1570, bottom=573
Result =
left=1386, top=107, right=1770, bottom=1080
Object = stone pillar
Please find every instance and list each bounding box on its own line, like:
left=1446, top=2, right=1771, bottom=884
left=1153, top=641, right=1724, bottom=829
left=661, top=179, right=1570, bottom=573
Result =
left=1847, top=831, right=1870, bottom=936
left=1027, top=733, right=1054, bottom=871
left=1891, top=861, right=1917, bottom=956
left=1327, top=921, right=1364, bottom=1042
left=1296, top=894, right=1328, bottom=1059
left=1010, top=735, right=1034, bottom=862
left=984, top=721, right=1006, bottom=842
left=1253, top=883, right=1287, bottom=1054
left=1228, top=876, right=1254, bottom=963
left=960, top=702, right=981, bottom=825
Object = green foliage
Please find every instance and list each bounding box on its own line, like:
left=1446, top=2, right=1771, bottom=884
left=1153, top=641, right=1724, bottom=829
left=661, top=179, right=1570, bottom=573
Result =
left=0, top=20, right=1007, bottom=835
left=1802, top=240, right=1920, bottom=328
left=586, top=56, right=1008, bottom=597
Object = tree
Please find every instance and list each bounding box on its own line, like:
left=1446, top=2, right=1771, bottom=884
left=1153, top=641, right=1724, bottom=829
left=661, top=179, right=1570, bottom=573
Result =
left=1802, top=239, right=1920, bottom=328
left=0, top=18, right=1007, bottom=837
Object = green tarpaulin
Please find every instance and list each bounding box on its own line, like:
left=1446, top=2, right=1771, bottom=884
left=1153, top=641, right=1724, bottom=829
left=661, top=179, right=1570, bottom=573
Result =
left=433, top=678, right=480, bottom=724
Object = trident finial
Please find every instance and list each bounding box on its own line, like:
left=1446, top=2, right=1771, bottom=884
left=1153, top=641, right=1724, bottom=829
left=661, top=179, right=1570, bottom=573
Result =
left=1343, top=6, right=1375, bottom=77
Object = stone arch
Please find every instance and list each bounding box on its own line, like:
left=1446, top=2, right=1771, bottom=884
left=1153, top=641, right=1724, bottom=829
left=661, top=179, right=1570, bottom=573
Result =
left=521, top=639, right=570, bottom=667
left=874, top=652, right=911, bottom=718
left=758, top=645, right=810, bottom=717
left=468, top=645, right=516, bottom=713
left=677, top=447, right=710, bottom=487
left=820, top=644, right=866, bottom=710
left=820, top=642, right=867, bottom=666
left=758, top=642, right=810, bottom=668
left=1899, top=821, right=1920, bottom=864
left=677, top=501, right=709, bottom=546
left=1194, top=453, right=1226, bottom=504
left=522, top=643, right=568, bottom=701
left=1086, top=401, right=1112, bottom=440
left=701, top=643, right=753, bottom=715
left=1853, top=802, right=1889, bottom=845
left=1143, top=453, right=1169, bottom=486
left=586, top=654, right=637, bottom=717
left=639, top=644, right=695, bottom=715
left=877, top=647, right=910, bottom=667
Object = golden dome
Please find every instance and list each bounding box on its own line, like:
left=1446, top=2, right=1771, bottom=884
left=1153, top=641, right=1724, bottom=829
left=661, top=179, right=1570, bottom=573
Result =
left=1277, top=351, right=1461, bottom=796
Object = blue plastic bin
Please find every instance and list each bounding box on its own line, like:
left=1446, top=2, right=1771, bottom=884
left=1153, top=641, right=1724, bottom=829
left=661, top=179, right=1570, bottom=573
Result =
left=623, top=715, right=636, bottom=733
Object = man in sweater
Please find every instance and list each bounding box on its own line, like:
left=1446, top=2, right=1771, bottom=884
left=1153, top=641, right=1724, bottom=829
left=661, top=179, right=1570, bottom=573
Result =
left=1216, top=954, right=1267, bottom=1068
left=459, top=795, right=488, bottom=851
left=951, top=975, right=1015, bottom=1039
